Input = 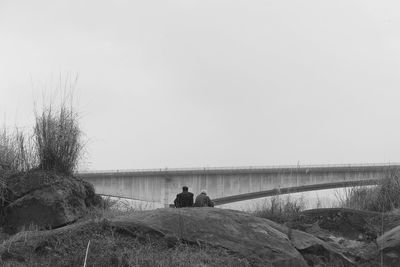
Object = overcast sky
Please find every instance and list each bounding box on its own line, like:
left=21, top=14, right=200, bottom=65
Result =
left=1, top=0, right=400, bottom=170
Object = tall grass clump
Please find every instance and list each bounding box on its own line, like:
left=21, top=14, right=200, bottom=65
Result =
left=252, top=195, right=306, bottom=224
left=338, top=170, right=400, bottom=212
left=0, top=127, right=36, bottom=219
left=1, top=80, right=83, bottom=176
left=34, top=104, right=82, bottom=175
left=0, top=127, right=36, bottom=172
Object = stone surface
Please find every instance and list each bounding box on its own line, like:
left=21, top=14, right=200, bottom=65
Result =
left=377, top=225, right=400, bottom=266
left=0, top=208, right=309, bottom=266
left=299, top=208, right=400, bottom=241
left=0, top=207, right=394, bottom=266
left=1, top=170, right=102, bottom=233
left=112, top=208, right=308, bottom=267
left=260, top=218, right=356, bottom=266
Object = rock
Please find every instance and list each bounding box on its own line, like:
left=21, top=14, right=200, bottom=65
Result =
left=291, top=208, right=400, bottom=266
left=1, top=170, right=102, bottom=233
left=377, top=225, right=400, bottom=266
left=112, top=208, right=308, bottom=267
left=259, top=218, right=356, bottom=266
left=378, top=225, right=400, bottom=251
left=0, top=208, right=308, bottom=266
left=299, top=208, right=400, bottom=241
left=0, top=218, right=249, bottom=266
left=1, top=208, right=389, bottom=266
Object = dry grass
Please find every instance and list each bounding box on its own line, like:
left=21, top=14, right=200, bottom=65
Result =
left=252, top=195, right=306, bottom=224
left=0, top=127, right=35, bottom=218
left=0, top=220, right=250, bottom=267
left=0, top=128, right=36, bottom=172
left=337, top=170, right=400, bottom=212
left=0, top=88, right=83, bottom=176
left=82, top=196, right=139, bottom=221
left=34, top=104, right=83, bottom=175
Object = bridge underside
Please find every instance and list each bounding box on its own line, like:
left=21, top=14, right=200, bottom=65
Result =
left=79, top=164, right=398, bottom=207
left=212, top=179, right=378, bottom=205
left=100, top=179, right=378, bottom=206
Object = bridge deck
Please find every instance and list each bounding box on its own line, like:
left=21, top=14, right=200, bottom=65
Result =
left=78, top=163, right=400, bottom=206
left=78, top=163, right=400, bottom=176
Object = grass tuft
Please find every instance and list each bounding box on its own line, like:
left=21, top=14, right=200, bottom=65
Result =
left=34, top=105, right=82, bottom=175
left=337, top=170, right=400, bottom=212
left=0, top=86, right=83, bottom=176
left=0, top=127, right=36, bottom=172
left=252, top=195, right=306, bottom=224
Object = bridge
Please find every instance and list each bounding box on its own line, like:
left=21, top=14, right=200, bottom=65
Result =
left=78, top=163, right=400, bottom=207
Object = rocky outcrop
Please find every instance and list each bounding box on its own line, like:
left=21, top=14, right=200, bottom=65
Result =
left=2, top=207, right=397, bottom=266
left=113, top=208, right=308, bottom=267
left=2, top=203, right=400, bottom=266
left=0, top=170, right=102, bottom=233
left=261, top=219, right=356, bottom=266
left=0, top=208, right=311, bottom=266
left=291, top=208, right=400, bottom=266
left=298, top=208, right=400, bottom=241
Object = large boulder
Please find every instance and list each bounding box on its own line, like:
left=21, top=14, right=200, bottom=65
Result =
left=0, top=218, right=248, bottom=266
left=113, top=208, right=309, bottom=266
left=1, top=170, right=102, bottom=233
left=0, top=208, right=388, bottom=266
left=0, top=208, right=309, bottom=266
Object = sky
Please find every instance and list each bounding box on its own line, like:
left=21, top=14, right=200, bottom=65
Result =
left=1, top=0, right=400, bottom=171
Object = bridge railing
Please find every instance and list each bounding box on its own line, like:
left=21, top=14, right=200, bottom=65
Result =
left=77, top=162, right=400, bottom=175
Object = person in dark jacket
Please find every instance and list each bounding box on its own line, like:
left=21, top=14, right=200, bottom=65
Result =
left=174, top=186, right=194, bottom=208
left=194, top=190, right=214, bottom=207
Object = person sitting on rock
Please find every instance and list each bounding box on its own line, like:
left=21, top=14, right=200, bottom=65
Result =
left=174, top=186, right=194, bottom=208
left=194, top=190, right=214, bottom=207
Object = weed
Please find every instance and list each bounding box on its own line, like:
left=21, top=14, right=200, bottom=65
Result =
left=34, top=104, right=82, bottom=175
left=0, top=221, right=250, bottom=267
left=337, top=170, right=400, bottom=212
left=0, top=128, right=36, bottom=172
left=252, top=195, right=306, bottom=224
left=0, top=86, right=84, bottom=175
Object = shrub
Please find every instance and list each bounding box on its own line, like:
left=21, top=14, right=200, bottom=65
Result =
left=338, top=170, right=400, bottom=212
left=0, top=86, right=83, bottom=176
left=252, top=195, right=305, bottom=224
left=0, top=128, right=35, bottom=172
left=33, top=104, right=82, bottom=175
left=336, top=186, right=377, bottom=211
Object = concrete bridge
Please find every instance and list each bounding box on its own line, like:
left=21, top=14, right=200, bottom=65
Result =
left=78, top=163, right=400, bottom=207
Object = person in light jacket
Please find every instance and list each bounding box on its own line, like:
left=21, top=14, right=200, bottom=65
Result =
left=194, top=189, right=214, bottom=207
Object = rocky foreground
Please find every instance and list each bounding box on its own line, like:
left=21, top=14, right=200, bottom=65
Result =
left=0, top=169, right=102, bottom=234
left=1, top=170, right=400, bottom=266
left=1, top=207, right=400, bottom=266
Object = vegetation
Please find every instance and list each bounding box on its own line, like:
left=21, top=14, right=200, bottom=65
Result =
left=1, top=197, right=251, bottom=267
left=0, top=127, right=34, bottom=213
left=83, top=196, right=138, bottom=221
left=0, top=92, right=83, bottom=175
left=34, top=105, right=82, bottom=175
left=1, top=221, right=250, bottom=267
left=252, top=195, right=306, bottom=224
left=337, top=170, right=400, bottom=212
left=0, top=128, right=35, bottom=172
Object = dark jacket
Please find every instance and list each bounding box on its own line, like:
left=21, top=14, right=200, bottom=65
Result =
left=194, top=193, right=214, bottom=207
left=174, top=191, right=194, bottom=208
